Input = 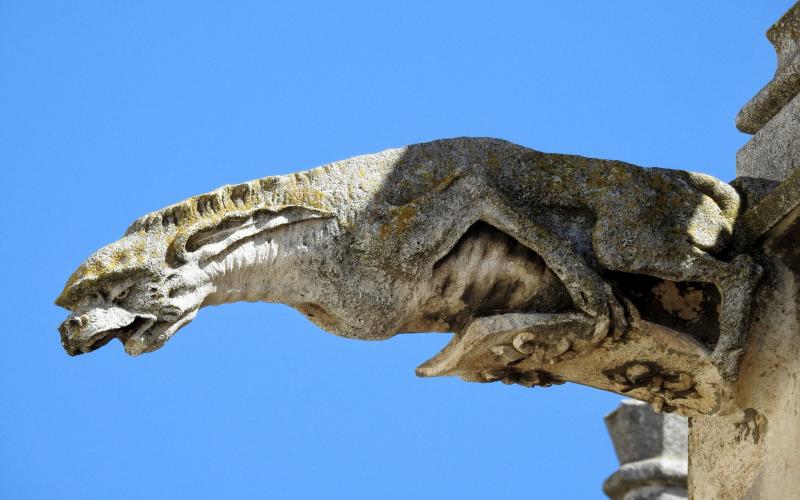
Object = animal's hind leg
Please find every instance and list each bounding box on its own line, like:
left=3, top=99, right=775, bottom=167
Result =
left=595, top=238, right=762, bottom=383
left=480, top=201, right=628, bottom=339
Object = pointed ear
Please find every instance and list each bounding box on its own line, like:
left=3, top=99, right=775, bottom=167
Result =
left=168, top=206, right=332, bottom=265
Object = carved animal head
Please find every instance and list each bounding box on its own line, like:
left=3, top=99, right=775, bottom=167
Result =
left=56, top=178, right=333, bottom=356
left=55, top=231, right=211, bottom=356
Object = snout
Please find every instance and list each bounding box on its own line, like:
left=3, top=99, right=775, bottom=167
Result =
left=59, top=314, right=89, bottom=355
left=58, top=307, right=149, bottom=356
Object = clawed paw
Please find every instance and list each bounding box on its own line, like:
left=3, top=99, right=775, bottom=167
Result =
left=588, top=287, right=628, bottom=342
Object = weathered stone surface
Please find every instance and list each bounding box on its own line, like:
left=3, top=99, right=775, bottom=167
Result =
left=693, top=133, right=800, bottom=498
left=603, top=400, right=687, bottom=500
left=689, top=198, right=800, bottom=499
left=56, top=137, right=761, bottom=415
left=417, top=314, right=726, bottom=416
left=687, top=6, right=800, bottom=496
left=736, top=167, right=800, bottom=247
left=736, top=92, right=800, bottom=202
left=736, top=2, right=800, bottom=134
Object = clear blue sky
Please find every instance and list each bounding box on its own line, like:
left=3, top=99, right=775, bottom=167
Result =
left=1, top=2, right=793, bottom=499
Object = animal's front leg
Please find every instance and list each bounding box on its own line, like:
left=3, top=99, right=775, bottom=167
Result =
left=481, top=201, right=627, bottom=339
left=416, top=312, right=599, bottom=383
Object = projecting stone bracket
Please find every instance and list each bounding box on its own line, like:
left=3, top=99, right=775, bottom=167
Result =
left=736, top=167, right=800, bottom=251
left=416, top=311, right=727, bottom=416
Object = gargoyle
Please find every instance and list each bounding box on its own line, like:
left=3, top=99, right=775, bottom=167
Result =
left=56, top=138, right=761, bottom=415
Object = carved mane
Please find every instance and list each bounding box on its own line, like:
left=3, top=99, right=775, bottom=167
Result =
left=125, top=171, right=336, bottom=236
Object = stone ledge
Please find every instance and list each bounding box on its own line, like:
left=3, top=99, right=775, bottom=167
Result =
left=736, top=91, right=800, bottom=191
left=737, top=2, right=800, bottom=134
left=736, top=166, right=800, bottom=248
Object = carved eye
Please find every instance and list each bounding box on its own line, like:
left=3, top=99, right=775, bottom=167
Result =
left=114, top=287, right=130, bottom=303
left=168, top=285, right=190, bottom=298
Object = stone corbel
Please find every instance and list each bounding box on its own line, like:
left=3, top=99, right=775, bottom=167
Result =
left=416, top=298, right=726, bottom=417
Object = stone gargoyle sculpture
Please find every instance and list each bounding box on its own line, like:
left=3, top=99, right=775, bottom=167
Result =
left=56, top=138, right=762, bottom=415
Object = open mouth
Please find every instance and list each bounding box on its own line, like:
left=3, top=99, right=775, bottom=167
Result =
left=82, top=316, right=155, bottom=354
left=63, top=307, right=198, bottom=356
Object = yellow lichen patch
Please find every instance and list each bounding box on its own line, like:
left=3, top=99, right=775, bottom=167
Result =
left=282, top=183, right=327, bottom=210
left=610, top=163, right=633, bottom=182
left=125, top=169, right=336, bottom=240
left=484, top=154, right=500, bottom=172
left=587, top=170, right=608, bottom=188
left=60, top=233, right=158, bottom=299
left=432, top=171, right=461, bottom=193
left=379, top=203, right=418, bottom=238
